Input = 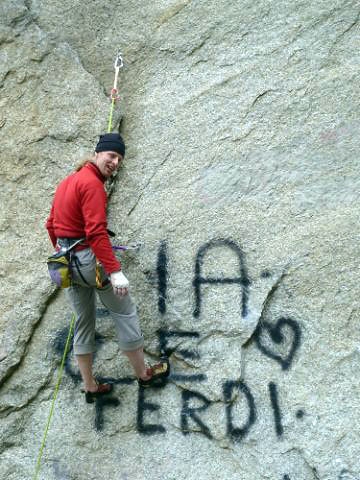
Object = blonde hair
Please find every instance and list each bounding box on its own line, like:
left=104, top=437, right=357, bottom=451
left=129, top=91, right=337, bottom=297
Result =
left=75, top=155, right=96, bottom=172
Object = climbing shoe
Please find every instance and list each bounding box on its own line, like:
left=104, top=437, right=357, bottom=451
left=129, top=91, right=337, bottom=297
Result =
left=83, top=381, right=113, bottom=403
left=138, top=357, right=170, bottom=388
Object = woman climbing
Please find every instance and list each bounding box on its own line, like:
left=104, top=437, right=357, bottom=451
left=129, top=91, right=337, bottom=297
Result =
left=46, top=133, right=170, bottom=403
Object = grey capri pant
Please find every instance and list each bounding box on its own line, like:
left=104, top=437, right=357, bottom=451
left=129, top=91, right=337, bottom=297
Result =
left=61, top=243, right=144, bottom=355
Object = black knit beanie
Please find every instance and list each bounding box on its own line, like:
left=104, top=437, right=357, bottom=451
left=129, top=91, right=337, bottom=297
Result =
left=95, top=133, right=126, bottom=158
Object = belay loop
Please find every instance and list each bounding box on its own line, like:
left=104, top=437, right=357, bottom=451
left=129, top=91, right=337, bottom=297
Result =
left=107, top=51, right=124, bottom=133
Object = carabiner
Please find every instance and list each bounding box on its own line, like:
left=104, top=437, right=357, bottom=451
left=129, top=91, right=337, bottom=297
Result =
left=112, top=242, right=142, bottom=252
left=114, top=51, right=124, bottom=69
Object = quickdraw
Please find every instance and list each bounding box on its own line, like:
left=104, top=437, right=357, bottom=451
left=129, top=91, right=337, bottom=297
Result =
left=107, top=51, right=124, bottom=133
left=112, top=242, right=142, bottom=252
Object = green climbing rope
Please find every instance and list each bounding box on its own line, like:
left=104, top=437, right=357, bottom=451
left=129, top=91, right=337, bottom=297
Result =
left=32, top=314, right=75, bottom=480
left=107, top=97, right=116, bottom=133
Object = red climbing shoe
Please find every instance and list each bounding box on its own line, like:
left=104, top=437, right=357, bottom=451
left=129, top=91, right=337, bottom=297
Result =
left=138, top=357, right=170, bottom=388
left=83, top=381, right=113, bottom=403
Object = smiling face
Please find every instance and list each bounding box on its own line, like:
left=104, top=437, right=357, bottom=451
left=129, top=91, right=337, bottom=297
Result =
left=95, top=151, right=123, bottom=178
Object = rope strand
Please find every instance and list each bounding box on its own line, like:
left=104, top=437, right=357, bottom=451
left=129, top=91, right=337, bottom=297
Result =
left=108, top=97, right=116, bottom=133
left=32, top=314, right=75, bottom=480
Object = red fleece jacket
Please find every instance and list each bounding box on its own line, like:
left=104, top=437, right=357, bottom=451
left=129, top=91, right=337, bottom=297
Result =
left=46, top=162, right=121, bottom=274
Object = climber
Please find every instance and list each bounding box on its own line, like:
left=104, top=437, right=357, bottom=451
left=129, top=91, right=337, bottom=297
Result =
left=45, top=133, right=170, bottom=403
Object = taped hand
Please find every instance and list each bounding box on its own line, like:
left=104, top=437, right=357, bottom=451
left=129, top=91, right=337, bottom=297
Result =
left=110, top=271, right=129, bottom=296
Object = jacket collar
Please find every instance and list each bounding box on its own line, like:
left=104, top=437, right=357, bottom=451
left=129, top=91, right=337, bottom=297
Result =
left=85, top=161, right=106, bottom=183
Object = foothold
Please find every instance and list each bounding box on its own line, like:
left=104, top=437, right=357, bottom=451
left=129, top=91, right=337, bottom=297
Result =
left=296, top=409, right=305, bottom=419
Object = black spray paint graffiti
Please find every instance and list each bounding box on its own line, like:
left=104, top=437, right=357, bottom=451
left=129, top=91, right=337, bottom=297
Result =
left=53, top=238, right=304, bottom=456
left=338, top=470, right=360, bottom=480
left=156, top=237, right=304, bottom=480
left=157, top=240, right=168, bottom=315
left=253, top=318, right=301, bottom=371
left=223, top=380, right=256, bottom=443
left=181, top=390, right=213, bottom=440
left=53, top=329, right=107, bottom=385
left=137, top=386, right=166, bottom=435
left=193, top=239, right=250, bottom=319
left=269, top=382, right=284, bottom=437
left=95, top=396, right=120, bottom=431
left=53, top=325, right=303, bottom=444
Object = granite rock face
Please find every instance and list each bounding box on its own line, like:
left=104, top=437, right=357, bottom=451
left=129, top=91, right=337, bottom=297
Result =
left=0, top=1, right=359, bottom=479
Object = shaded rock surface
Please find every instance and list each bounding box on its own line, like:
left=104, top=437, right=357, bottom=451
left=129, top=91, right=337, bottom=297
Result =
left=0, top=1, right=359, bottom=479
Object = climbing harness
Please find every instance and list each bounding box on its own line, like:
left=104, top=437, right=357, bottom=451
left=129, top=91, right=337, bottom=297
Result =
left=47, top=239, right=139, bottom=289
left=107, top=51, right=123, bottom=133
left=47, top=238, right=85, bottom=288
left=32, top=314, right=75, bottom=480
